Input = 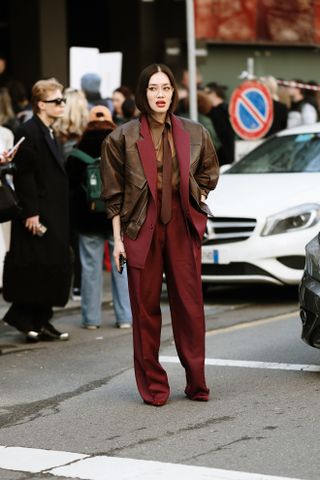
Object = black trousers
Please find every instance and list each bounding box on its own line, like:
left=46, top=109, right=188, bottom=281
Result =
left=3, top=304, right=53, bottom=333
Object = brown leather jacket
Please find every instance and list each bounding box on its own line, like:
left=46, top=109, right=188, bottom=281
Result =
left=101, top=114, right=219, bottom=240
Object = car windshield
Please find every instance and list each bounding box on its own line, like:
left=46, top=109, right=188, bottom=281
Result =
left=227, top=133, right=320, bottom=174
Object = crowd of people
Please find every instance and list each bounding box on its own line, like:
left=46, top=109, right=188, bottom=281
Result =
left=1, top=54, right=320, bottom=165
left=1, top=57, right=320, bottom=404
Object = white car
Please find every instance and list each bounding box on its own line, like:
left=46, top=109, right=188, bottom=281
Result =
left=203, top=123, right=320, bottom=286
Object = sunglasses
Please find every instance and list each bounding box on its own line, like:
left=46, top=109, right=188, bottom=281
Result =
left=43, top=97, right=67, bottom=105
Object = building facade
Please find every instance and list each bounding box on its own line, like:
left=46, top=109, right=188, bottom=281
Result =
left=1, top=0, right=320, bottom=97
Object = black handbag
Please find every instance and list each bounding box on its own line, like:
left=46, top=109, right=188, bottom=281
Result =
left=0, top=164, right=20, bottom=223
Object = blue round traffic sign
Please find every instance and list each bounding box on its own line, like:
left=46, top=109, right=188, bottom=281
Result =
left=229, top=81, right=273, bottom=139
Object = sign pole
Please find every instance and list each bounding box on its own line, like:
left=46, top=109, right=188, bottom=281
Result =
left=247, top=57, right=255, bottom=79
left=186, top=0, right=198, bottom=122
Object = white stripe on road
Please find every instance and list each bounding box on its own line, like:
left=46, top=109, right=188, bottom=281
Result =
left=206, top=311, right=299, bottom=337
left=160, top=356, right=320, bottom=372
left=0, top=445, right=303, bottom=480
left=161, top=311, right=320, bottom=372
left=0, top=445, right=87, bottom=473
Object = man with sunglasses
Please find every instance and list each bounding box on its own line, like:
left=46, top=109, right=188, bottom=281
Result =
left=2, top=78, right=71, bottom=342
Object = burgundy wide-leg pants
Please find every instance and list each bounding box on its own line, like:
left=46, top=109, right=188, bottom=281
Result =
left=127, top=193, right=209, bottom=405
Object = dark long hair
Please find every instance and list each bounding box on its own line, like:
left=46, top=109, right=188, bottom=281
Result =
left=135, top=63, right=179, bottom=115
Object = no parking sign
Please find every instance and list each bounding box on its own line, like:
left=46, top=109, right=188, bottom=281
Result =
left=229, top=81, right=273, bottom=140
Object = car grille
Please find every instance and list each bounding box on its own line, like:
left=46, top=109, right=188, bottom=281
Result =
left=201, top=262, right=272, bottom=277
left=203, top=217, right=257, bottom=245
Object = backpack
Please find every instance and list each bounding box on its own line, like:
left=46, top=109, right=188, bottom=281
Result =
left=71, top=148, right=106, bottom=213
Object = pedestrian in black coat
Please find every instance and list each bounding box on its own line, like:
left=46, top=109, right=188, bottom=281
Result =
left=2, top=78, right=71, bottom=342
left=205, top=82, right=235, bottom=165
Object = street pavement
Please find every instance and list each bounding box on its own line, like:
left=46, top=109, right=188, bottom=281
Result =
left=1, top=282, right=319, bottom=480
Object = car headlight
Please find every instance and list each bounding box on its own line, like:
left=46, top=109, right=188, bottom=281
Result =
left=261, top=204, right=320, bottom=236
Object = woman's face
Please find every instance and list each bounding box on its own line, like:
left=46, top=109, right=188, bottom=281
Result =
left=112, top=91, right=126, bottom=114
left=146, top=72, right=173, bottom=115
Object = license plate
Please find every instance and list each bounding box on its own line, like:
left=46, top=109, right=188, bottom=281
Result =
left=202, top=249, right=219, bottom=264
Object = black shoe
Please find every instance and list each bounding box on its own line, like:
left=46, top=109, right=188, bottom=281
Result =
left=40, top=322, right=69, bottom=341
left=3, top=317, right=36, bottom=335
left=4, top=319, right=40, bottom=341
left=26, top=331, right=40, bottom=343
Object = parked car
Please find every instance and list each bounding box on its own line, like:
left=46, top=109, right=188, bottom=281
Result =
left=203, top=123, right=320, bottom=286
left=299, top=233, right=320, bottom=349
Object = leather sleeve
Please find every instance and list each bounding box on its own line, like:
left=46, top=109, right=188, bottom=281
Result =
left=195, top=126, right=220, bottom=197
left=100, top=128, right=125, bottom=219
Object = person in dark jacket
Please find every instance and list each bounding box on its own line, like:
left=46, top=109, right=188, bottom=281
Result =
left=112, top=86, right=133, bottom=126
left=2, top=78, right=71, bottom=342
left=205, top=82, right=235, bottom=165
left=287, top=79, right=319, bottom=128
left=66, top=105, right=132, bottom=329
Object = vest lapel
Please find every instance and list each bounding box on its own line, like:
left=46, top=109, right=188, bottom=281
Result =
left=136, top=115, right=157, bottom=202
left=171, top=114, right=190, bottom=215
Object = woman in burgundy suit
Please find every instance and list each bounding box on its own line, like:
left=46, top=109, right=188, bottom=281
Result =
left=101, top=64, right=219, bottom=406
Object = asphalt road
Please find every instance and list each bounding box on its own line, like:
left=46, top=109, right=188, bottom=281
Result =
left=0, top=285, right=319, bottom=480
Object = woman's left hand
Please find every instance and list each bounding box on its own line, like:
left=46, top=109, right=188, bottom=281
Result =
left=113, top=238, right=126, bottom=273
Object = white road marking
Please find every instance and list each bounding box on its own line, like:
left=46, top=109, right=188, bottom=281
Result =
left=206, top=311, right=299, bottom=337
left=0, top=445, right=303, bottom=480
left=160, top=311, right=320, bottom=372
left=160, top=356, right=320, bottom=372
left=0, top=445, right=87, bottom=473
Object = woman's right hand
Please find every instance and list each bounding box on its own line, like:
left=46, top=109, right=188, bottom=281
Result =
left=0, top=150, right=14, bottom=164
left=113, top=238, right=126, bottom=272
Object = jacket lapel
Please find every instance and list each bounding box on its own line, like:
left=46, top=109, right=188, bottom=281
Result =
left=171, top=114, right=190, bottom=214
left=34, top=116, right=66, bottom=174
left=136, top=115, right=157, bottom=201
left=43, top=130, right=66, bottom=174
